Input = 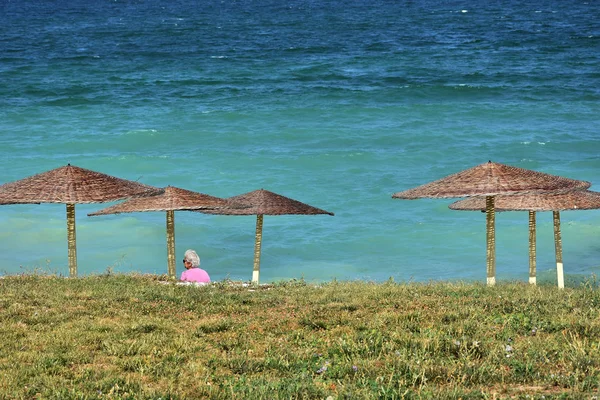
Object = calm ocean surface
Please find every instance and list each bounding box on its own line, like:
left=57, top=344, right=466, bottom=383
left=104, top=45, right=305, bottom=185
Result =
left=1, top=0, right=599, bottom=284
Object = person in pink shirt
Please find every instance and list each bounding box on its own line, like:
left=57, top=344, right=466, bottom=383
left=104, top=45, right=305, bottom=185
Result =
left=180, top=249, right=211, bottom=283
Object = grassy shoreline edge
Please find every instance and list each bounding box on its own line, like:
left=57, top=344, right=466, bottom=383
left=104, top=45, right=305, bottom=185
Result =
left=1, top=274, right=599, bottom=399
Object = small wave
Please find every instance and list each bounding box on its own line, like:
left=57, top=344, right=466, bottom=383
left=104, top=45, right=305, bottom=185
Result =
left=520, top=141, right=547, bottom=145
left=120, top=129, right=159, bottom=137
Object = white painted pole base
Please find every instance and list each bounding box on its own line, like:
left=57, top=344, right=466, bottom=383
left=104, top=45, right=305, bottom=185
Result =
left=252, top=270, right=259, bottom=284
left=557, top=262, right=564, bottom=289
left=487, top=277, right=496, bottom=286
left=529, top=277, right=536, bottom=285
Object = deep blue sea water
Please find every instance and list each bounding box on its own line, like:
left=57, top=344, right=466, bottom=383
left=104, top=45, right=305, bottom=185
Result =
left=1, top=0, right=599, bottom=284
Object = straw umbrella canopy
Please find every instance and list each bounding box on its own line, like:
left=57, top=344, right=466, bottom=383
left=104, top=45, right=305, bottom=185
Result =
left=197, top=189, right=334, bottom=284
left=0, top=164, right=163, bottom=276
left=88, top=186, right=243, bottom=278
left=392, top=161, right=590, bottom=286
left=449, top=190, right=600, bottom=289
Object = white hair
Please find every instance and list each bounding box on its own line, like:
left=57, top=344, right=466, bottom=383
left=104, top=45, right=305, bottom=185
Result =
left=183, top=249, right=200, bottom=268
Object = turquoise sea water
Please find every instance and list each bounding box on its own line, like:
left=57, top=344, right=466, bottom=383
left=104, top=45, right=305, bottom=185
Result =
left=1, top=0, right=599, bottom=284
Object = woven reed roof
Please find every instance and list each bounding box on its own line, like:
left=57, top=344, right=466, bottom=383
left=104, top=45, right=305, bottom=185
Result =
left=88, top=186, right=236, bottom=216
left=0, top=164, right=162, bottom=204
left=392, top=161, right=590, bottom=199
left=197, top=189, right=334, bottom=216
left=449, top=190, right=600, bottom=212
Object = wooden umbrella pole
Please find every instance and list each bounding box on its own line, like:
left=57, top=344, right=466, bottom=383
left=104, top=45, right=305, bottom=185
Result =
left=528, top=210, right=537, bottom=285
left=553, top=211, right=564, bottom=289
left=166, top=210, right=176, bottom=278
left=67, top=203, right=78, bottom=277
left=252, top=214, right=264, bottom=284
left=486, top=196, right=496, bottom=286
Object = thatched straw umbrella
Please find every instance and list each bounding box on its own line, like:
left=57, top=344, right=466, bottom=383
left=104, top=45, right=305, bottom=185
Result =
left=449, top=190, right=600, bottom=289
left=197, top=189, right=334, bottom=284
left=0, top=164, right=162, bottom=276
left=88, top=186, right=243, bottom=278
left=392, top=161, right=590, bottom=286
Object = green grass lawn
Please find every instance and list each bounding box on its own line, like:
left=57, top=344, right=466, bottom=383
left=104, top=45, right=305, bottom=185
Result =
left=0, top=274, right=599, bottom=399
